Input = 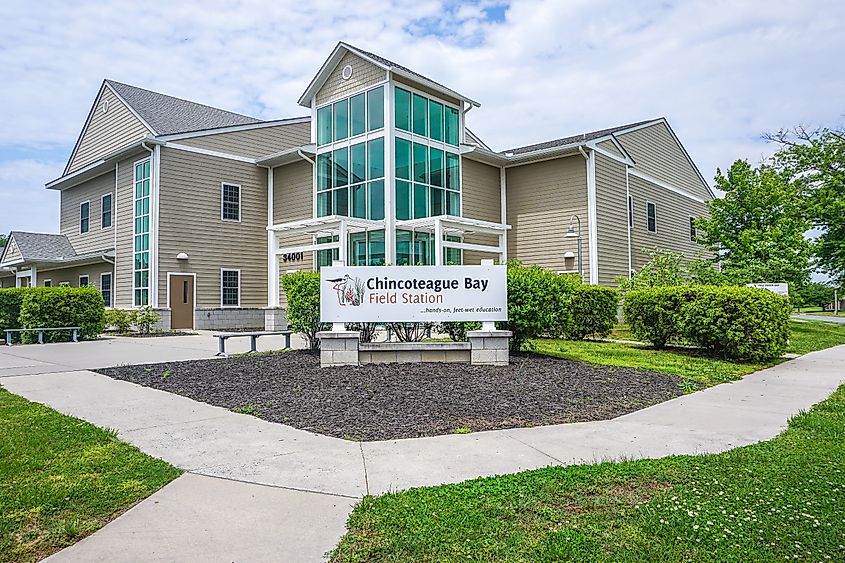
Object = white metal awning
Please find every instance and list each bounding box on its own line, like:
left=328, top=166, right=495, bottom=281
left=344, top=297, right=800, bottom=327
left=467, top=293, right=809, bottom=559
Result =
left=396, top=215, right=511, bottom=236
left=268, top=216, right=384, bottom=236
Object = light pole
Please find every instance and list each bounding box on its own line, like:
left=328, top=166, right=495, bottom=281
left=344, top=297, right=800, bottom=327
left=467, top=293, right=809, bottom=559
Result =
left=565, top=214, right=583, bottom=278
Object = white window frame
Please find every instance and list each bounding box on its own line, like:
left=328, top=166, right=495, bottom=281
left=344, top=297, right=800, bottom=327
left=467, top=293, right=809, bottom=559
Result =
left=43, top=279, right=52, bottom=287
left=100, top=272, right=113, bottom=308
left=132, top=156, right=152, bottom=308
left=101, top=192, right=113, bottom=229
left=221, top=182, right=242, bottom=222
left=689, top=215, right=697, bottom=242
left=220, top=268, right=241, bottom=308
left=79, top=200, right=90, bottom=234
left=79, top=274, right=90, bottom=287
left=646, top=201, right=657, bottom=233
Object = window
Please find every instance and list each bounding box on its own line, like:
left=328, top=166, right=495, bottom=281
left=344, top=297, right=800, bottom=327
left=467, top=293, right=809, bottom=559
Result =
left=395, top=87, right=411, bottom=132
left=395, top=87, right=460, bottom=146
left=367, top=86, right=384, bottom=131
left=348, top=230, right=385, bottom=266
left=102, top=193, right=113, bottom=228
left=43, top=279, right=52, bottom=287
left=628, top=195, right=633, bottom=228
left=221, top=269, right=240, bottom=307
left=316, top=235, right=339, bottom=270
left=647, top=202, right=657, bottom=233
left=412, top=93, right=427, bottom=136
left=690, top=216, right=697, bottom=241
left=396, top=143, right=460, bottom=220
left=222, top=183, right=240, bottom=221
left=133, top=158, right=151, bottom=306
left=317, top=85, right=385, bottom=147
left=349, top=93, right=366, bottom=136
left=79, top=275, right=89, bottom=287
left=316, top=141, right=384, bottom=220
left=80, top=201, right=90, bottom=233
left=101, top=273, right=112, bottom=307
left=394, top=230, right=461, bottom=266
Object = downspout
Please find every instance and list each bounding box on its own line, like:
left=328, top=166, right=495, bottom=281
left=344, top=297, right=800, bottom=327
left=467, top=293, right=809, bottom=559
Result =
left=578, top=146, right=599, bottom=285
left=499, top=166, right=507, bottom=263
left=297, top=149, right=315, bottom=165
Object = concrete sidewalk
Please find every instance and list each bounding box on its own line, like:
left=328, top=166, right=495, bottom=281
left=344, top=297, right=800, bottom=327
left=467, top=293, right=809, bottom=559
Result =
left=3, top=341, right=845, bottom=561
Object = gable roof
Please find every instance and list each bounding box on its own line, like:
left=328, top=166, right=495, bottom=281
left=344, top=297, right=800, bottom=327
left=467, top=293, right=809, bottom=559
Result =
left=105, top=80, right=262, bottom=135
left=298, top=42, right=480, bottom=108
left=504, top=119, right=659, bottom=156
left=6, top=232, right=77, bottom=262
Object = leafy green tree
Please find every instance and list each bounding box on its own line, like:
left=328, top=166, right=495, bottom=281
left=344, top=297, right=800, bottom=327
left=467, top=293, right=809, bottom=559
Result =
left=695, top=159, right=813, bottom=289
left=767, top=126, right=845, bottom=285
left=0, top=233, right=7, bottom=248
left=796, top=281, right=835, bottom=309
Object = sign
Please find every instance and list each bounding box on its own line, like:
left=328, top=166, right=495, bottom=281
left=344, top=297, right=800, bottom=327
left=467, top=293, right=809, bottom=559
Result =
left=320, top=265, right=508, bottom=323
left=746, top=282, right=789, bottom=297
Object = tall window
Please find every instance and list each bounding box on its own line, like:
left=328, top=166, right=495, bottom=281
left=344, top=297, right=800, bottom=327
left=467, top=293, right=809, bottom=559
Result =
left=395, top=231, right=462, bottom=266
left=689, top=216, right=697, bottom=241
left=627, top=195, right=633, bottom=228
left=133, top=159, right=151, bottom=306
left=349, top=230, right=385, bottom=266
left=317, top=139, right=384, bottom=219
left=101, top=273, right=112, bottom=307
left=394, top=138, right=460, bottom=220
left=316, top=85, right=384, bottom=146
left=221, top=269, right=240, bottom=307
left=221, top=183, right=241, bottom=221
left=79, top=275, right=89, bottom=287
left=80, top=201, right=90, bottom=233
left=394, top=87, right=459, bottom=146
left=102, top=193, right=113, bottom=228
left=647, top=202, right=657, bottom=233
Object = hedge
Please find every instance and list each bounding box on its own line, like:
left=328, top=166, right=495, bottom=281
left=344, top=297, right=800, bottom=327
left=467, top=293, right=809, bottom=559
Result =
left=566, top=285, right=619, bottom=340
left=11, top=287, right=106, bottom=342
left=281, top=271, right=323, bottom=350
left=624, top=285, right=791, bottom=361
left=0, top=288, right=28, bottom=335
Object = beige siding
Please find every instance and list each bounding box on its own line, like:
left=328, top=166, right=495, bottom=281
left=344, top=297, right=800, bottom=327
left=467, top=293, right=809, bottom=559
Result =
left=39, top=262, right=114, bottom=289
left=60, top=171, right=115, bottom=253
left=617, top=122, right=711, bottom=200
left=272, top=161, right=315, bottom=304
left=596, top=139, right=624, bottom=159
left=114, top=153, right=144, bottom=308
left=506, top=155, right=589, bottom=280
left=177, top=122, right=311, bottom=158
left=1, top=239, right=23, bottom=266
left=68, top=86, right=151, bottom=174
left=0, top=273, right=14, bottom=288
left=628, top=174, right=709, bottom=271
left=157, top=148, right=268, bottom=308
left=461, top=158, right=501, bottom=264
left=315, top=52, right=386, bottom=106
left=594, top=154, right=630, bottom=285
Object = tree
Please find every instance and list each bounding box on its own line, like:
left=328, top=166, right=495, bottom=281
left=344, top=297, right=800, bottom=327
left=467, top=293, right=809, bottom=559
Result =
left=796, top=281, right=835, bottom=309
left=0, top=233, right=7, bottom=248
left=695, top=159, right=813, bottom=290
left=766, top=125, right=845, bottom=285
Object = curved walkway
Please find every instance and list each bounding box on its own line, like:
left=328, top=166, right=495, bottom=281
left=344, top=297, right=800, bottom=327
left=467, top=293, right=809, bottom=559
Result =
left=2, top=338, right=844, bottom=562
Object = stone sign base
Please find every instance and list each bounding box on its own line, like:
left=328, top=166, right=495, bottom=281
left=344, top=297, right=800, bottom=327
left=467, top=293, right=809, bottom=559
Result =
left=317, top=329, right=512, bottom=368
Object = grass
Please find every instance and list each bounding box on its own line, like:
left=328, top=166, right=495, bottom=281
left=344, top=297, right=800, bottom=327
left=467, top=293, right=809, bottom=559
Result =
left=533, top=319, right=845, bottom=388
left=0, top=387, right=181, bottom=562
left=330, top=384, right=845, bottom=562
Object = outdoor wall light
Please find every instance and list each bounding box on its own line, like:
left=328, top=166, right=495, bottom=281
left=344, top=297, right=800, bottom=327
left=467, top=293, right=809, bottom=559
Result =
left=563, top=251, right=576, bottom=259
left=176, top=252, right=189, bottom=260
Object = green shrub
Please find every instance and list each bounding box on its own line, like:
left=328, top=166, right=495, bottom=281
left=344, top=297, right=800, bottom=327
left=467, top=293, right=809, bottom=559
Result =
left=624, top=286, right=693, bottom=348
left=499, top=263, right=580, bottom=351
left=0, top=288, right=28, bottom=335
left=282, top=271, right=323, bottom=350
left=566, top=286, right=619, bottom=340
left=439, top=321, right=482, bottom=342
left=104, top=309, right=132, bottom=333
left=680, top=286, right=791, bottom=361
left=130, top=306, right=160, bottom=335
left=17, top=287, right=105, bottom=342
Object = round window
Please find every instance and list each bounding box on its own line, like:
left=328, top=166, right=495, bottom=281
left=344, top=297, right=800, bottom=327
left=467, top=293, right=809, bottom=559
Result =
left=341, top=65, right=353, bottom=80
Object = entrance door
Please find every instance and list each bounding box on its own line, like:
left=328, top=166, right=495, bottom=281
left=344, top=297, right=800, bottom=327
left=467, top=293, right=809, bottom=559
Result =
left=170, top=275, right=194, bottom=329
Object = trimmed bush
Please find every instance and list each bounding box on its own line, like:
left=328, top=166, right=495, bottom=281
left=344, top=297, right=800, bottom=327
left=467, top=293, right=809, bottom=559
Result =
left=0, top=288, right=28, bottom=335
left=680, top=286, right=791, bottom=361
left=499, top=263, right=580, bottom=351
left=18, top=287, right=105, bottom=342
left=104, top=309, right=132, bottom=333
left=281, top=271, right=324, bottom=350
left=624, top=285, right=791, bottom=360
left=566, top=285, right=619, bottom=340
left=131, top=306, right=160, bottom=335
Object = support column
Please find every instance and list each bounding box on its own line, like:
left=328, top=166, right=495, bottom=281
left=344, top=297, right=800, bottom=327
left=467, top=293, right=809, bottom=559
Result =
left=433, top=218, right=443, bottom=266
left=30, top=265, right=37, bottom=287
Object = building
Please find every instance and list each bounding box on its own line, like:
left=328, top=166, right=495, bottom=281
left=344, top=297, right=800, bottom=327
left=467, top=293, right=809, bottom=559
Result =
left=0, top=42, right=713, bottom=329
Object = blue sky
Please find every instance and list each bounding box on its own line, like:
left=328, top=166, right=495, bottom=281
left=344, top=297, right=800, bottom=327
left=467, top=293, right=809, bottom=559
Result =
left=1, top=0, right=843, bottom=235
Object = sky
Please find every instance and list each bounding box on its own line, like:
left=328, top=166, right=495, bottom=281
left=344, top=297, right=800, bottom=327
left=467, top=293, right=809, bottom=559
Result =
left=0, top=0, right=843, bottom=235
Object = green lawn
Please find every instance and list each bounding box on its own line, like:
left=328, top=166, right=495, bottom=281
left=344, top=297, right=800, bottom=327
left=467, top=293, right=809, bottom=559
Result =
left=331, top=384, right=845, bottom=562
left=0, top=387, right=181, bottom=562
left=533, top=319, right=845, bottom=387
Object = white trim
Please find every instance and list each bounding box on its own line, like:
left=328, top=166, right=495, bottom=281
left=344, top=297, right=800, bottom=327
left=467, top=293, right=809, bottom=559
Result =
left=220, top=268, right=241, bottom=308
left=611, top=118, right=666, bottom=136
left=132, top=155, right=152, bottom=308
left=626, top=170, right=633, bottom=278
left=629, top=168, right=707, bottom=203
left=151, top=145, right=161, bottom=308
left=43, top=279, right=52, bottom=287
left=499, top=166, right=507, bottom=261
left=155, top=117, right=311, bottom=142
left=584, top=148, right=598, bottom=285
left=166, top=272, right=197, bottom=316
left=164, top=142, right=257, bottom=164
left=646, top=200, right=658, bottom=233
left=79, top=274, right=90, bottom=287
left=100, top=272, right=113, bottom=308
left=384, top=77, right=396, bottom=265
left=590, top=145, right=632, bottom=166
left=100, top=192, right=113, bottom=229
left=104, top=82, right=158, bottom=135
left=220, top=182, right=242, bottom=222
left=79, top=200, right=90, bottom=234
left=113, top=162, right=119, bottom=302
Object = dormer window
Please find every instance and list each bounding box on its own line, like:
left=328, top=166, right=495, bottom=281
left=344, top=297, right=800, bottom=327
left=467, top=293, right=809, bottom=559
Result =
left=316, top=85, right=384, bottom=146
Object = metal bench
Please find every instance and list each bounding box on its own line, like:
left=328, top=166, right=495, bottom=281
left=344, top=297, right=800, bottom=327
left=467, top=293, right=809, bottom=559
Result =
left=5, top=327, right=80, bottom=346
left=213, top=330, right=292, bottom=356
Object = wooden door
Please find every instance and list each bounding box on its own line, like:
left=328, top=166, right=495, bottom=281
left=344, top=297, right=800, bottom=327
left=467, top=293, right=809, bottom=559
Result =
left=170, top=275, right=194, bottom=329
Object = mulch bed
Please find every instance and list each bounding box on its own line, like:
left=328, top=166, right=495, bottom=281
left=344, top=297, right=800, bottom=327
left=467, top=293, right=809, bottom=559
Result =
left=96, top=351, right=687, bottom=441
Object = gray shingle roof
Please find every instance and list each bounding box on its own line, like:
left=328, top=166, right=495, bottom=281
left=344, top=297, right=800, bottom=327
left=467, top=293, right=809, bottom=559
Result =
left=504, top=119, right=660, bottom=155
left=106, top=80, right=262, bottom=135
left=8, top=232, right=78, bottom=261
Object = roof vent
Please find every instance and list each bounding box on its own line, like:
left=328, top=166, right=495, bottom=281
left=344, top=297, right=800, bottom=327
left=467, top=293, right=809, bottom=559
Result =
left=341, top=65, right=353, bottom=80
left=102, top=100, right=109, bottom=114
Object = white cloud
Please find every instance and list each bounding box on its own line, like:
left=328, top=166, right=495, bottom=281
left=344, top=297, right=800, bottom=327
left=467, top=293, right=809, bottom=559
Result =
left=0, top=0, right=843, bottom=233
left=0, top=159, right=62, bottom=233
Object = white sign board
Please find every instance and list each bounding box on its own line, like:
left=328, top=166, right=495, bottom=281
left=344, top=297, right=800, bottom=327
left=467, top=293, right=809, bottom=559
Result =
left=746, top=283, right=789, bottom=297
left=320, top=265, right=508, bottom=323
